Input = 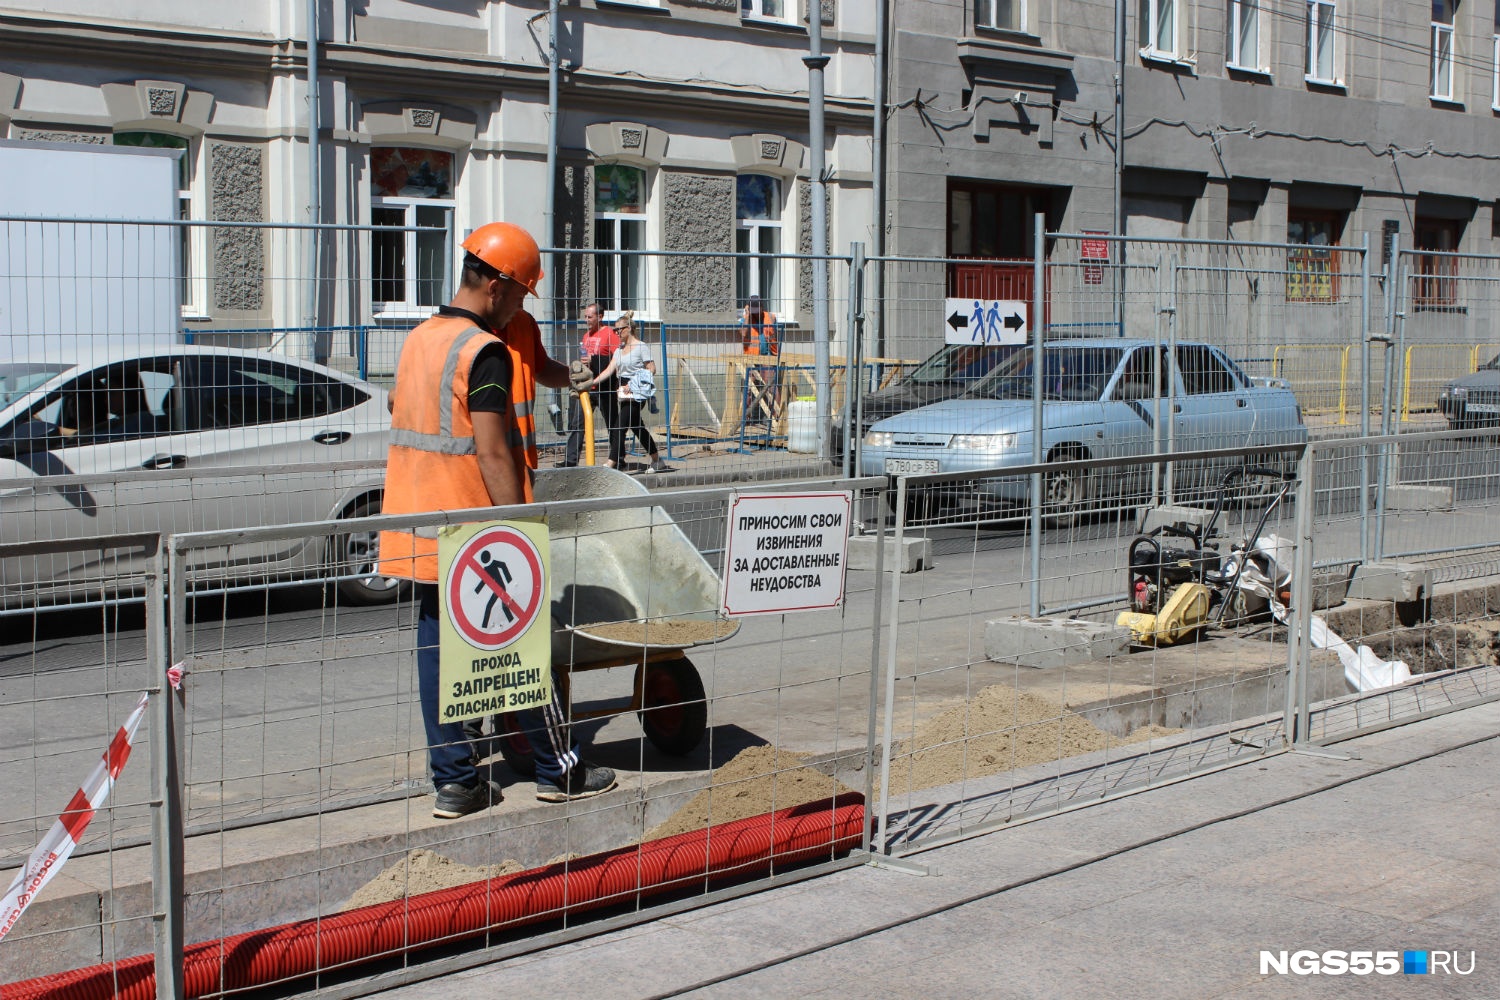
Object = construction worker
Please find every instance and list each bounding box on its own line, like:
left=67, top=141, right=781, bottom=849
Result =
left=738, top=294, right=779, bottom=356
left=379, top=221, right=616, bottom=818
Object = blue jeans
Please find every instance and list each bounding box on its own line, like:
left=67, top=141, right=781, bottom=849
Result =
left=416, top=585, right=578, bottom=788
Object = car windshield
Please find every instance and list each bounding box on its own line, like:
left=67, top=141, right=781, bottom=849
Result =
left=904, top=344, right=1020, bottom=385
left=968, top=345, right=1123, bottom=402
left=1484, top=353, right=1500, bottom=370
left=0, top=363, right=71, bottom=408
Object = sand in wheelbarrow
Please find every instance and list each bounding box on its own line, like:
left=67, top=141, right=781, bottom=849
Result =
left=581, top=618, right=738, bottom=646
left=644, top=745, right=859, bottom=842
left=882, top=684, right=1182, bottom=799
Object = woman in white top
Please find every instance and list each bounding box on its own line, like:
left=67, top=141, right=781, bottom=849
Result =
left=589, top=311, right=669, bottom=473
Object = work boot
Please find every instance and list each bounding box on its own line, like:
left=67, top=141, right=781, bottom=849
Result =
left=536, top=762, right=617, bottom=802
left=432, top=780, right=502, bottom=819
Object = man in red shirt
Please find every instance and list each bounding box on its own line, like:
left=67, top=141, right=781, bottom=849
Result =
left=563, top=301, right=620, bottom=466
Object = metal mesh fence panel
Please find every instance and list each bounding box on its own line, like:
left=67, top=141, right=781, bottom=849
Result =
left=876, top=449, right=1304, bottom=856
left=0, top=535, right=167, bottom=981
left=6, top=474, right=881, bottom=994
left=1297, top=429, right=1500, bottom=748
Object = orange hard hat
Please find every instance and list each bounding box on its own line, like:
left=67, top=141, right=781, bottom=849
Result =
left=461, top=222, right=544, bottom=295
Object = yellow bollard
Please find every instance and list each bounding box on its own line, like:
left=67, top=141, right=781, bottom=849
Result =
left=580, top=390, right=595, bottom=466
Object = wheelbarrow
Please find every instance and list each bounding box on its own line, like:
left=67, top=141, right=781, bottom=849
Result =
left=488, top=465, right=739, bottom=776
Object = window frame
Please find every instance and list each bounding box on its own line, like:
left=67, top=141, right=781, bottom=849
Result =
left=1432, top=0, right=1457, bottom=99
left=741, top=0, right=795, bottom=26
left=1228, top=0, right=1263, bottom=71
left=1493, top=4, right=1500, bottom=108
left=1141, top=0, right=1179, bottom=59
left=368, top=146, right=456, bottom=319
left=735, top=174, right=787, bottom=319
left=1306, top=0, right=1339, bottom=84
left=976, top=0, right=1027, bottom=33
left=593, top=163, right=652, bottom=318
left=1493, top=30, right=1500, bottom=108
left=1286, top=208, right=1345, bottom=304
left=1413, top=217, right=1463, bottom=311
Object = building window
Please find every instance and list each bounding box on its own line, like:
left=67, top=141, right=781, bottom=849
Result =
left=594, top=163, right=648, bottom=314
left=1287, top=209, right=1344, bottom=303
left=1433, top=0, right=1457, bottom=98
left=1307, top=0, right=1338, bottom=82
left=370, top=147, right=454, bottom=314
left=1141, top=0, right=1178, bottom=57
left=1492, top=3, right=1500, bottom=107
left=1414, top=218, right=1462, bottom=309
left=977, top=0, right=1026, bottom=32
left=1228, top=0, right=1261, bottom=69
left=742, top=0, right=794, bottom=24
left=113, top=132, right=202, bottom=316
left=736, top=175, right=784, bottom=315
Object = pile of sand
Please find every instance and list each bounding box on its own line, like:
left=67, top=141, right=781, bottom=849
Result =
left=341, top=849, right=525, bottom=911
left=883, top=684, right=1180, bottom=798
left=644, top=745, right=857, bottom=841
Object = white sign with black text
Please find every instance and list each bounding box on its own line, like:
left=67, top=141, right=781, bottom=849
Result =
left=721, top=491, right=852, bottom=617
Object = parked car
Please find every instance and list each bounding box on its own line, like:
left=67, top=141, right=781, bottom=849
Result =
left=833, top=342, right=1020, bottom=454
left=858, top=338, right=1308, bottom=522
left=0, top=346, right=398, bottom=609
left=1437, top=352, right=1500, bottom=428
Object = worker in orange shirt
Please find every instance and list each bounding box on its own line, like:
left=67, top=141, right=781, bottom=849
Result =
left=738, top=294, right=779, bottom=356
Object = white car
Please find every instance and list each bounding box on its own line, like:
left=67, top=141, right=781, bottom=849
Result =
left=0, top=346, right=397, bottom=610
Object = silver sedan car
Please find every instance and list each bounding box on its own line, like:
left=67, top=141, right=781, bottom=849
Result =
left=859, top=338, right=1307, bottom=522
left=0, top=346, right=397, bottom=610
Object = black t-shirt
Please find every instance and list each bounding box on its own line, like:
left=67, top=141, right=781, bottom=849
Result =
left=468, top=342, right=512, bottom=414
left=435, top=305, right=511, bottom=415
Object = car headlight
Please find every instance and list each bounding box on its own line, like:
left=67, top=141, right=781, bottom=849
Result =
left=950, top=433, right=1017, bottom=450
left=1444, top=385, right=1466, bottom=399
left=863, top=430, right=895, bottom=447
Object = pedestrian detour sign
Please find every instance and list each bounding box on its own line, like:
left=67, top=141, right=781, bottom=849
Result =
left=944, top=298, right=1028, bottom=346
left=721, top=491, right=852, bottom=617
left=438, top=519, right=551, bottom=724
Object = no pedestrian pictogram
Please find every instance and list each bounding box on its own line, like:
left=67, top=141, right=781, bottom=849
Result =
left=445, top=525, right=545, bottom=650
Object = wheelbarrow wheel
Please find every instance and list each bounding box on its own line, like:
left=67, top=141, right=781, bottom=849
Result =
left=639, top=657, right=707, bottom=756
left=495, top=713, right=536, bottom=778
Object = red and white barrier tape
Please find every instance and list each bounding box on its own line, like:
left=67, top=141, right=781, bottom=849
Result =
left=0, top=690, right=150, bottom=943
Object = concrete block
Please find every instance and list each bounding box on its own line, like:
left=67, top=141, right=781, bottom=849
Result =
left=847, top=534, right=931, bottom=573
left=984, top=616, right=1134, bottom=669
left=0, top=874, right=103, bottom=980
left=1385, top=485, right=1453, bottom=510
left=1346, top=562, right=1432, bottom=603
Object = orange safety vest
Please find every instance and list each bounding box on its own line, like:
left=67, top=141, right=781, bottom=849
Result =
left=741, top=308, right=779, bottom=356
left=378, top=309, right=542, bottom=582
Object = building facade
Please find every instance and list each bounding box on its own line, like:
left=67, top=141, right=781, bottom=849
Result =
left=884, top=0, right=1500, bottom=356
left=1, top=0, right=875, bottom=364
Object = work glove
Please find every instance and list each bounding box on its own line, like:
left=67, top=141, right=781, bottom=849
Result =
left=568, top=360, right=593, bottom=393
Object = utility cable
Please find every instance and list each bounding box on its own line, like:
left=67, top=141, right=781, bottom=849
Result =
left=645, top=727, right=1500, bottom=999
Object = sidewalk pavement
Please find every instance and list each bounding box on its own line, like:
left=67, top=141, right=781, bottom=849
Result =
left=373, top=700, right=1500, bottom=999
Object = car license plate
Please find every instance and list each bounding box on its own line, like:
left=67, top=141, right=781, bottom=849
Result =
left=885, top=458, right=939, bottom=475
left=1467, top=402, right=1500, bottom=414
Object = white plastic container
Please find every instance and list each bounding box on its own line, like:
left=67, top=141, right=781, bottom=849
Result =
left=786, top=398, right=819, bottom=453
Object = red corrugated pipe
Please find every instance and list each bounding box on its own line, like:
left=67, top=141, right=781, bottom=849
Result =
left=3, top=793, right=864, bottom=1000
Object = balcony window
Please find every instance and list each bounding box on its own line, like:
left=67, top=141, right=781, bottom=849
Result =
left=977, top=0, right=1026, bottom=32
